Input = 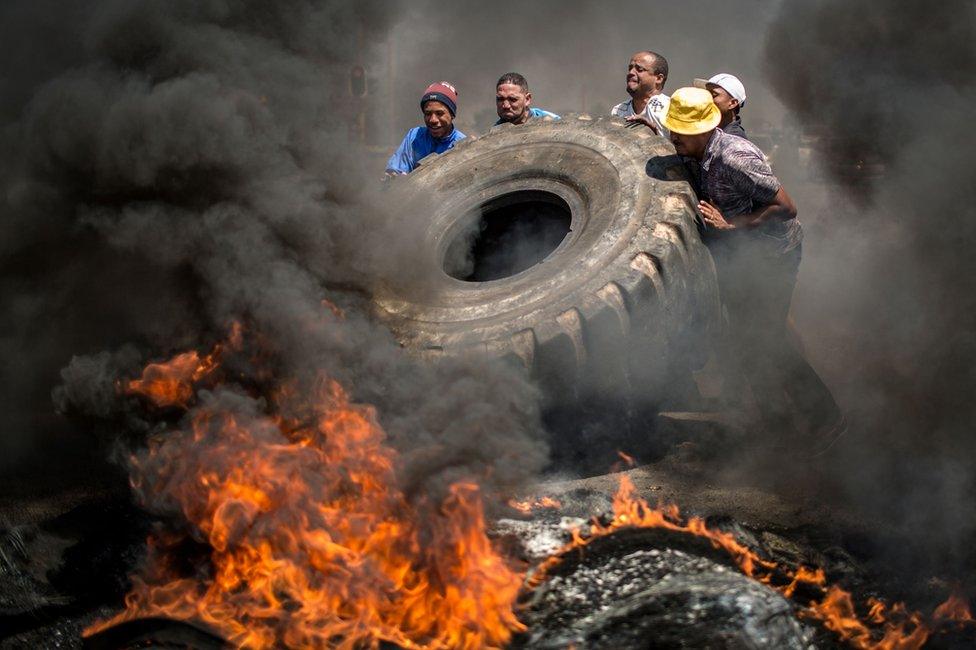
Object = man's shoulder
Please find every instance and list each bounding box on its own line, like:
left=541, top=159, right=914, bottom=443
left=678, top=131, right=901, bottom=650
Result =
left=721, top=119, right=748, bottom=139
left=452, top=129, right=467, bottom=141
left=648, top=94, right=670, bottom=115
left=713, top=128, right=764, bottom=159
left=610, top=99, right=632, bottom=115
left=708, top=130, right=778, bottom=191
left=530, top=108, right=560, bottom=119
left=403, top=125, right=427, bottom=142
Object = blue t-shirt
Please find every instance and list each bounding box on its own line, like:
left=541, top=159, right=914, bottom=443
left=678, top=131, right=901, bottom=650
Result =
left=494, top=107, right=561, bottom=126
left=385, top=126, right=466, bottom=174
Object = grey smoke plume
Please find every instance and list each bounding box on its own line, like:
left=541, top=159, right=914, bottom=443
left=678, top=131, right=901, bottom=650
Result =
left=764, top=0, right=976, bottom=573
left=0, top=0, right=547, bottom=503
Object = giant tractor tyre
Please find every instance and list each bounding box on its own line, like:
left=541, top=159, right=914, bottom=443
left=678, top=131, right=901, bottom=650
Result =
left=374, top=115, right=720, bottom=408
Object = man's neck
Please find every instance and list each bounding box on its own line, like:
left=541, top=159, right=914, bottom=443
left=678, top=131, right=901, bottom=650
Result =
left=695, top=129, right=719, bottom=161
left=719, top=112, right=734, bottom=128
left=513, top=109, right=531, bottom=125
left=630, top=89, right=659, bottom=114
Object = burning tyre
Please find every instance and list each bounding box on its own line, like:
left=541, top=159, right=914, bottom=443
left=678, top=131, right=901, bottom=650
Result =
left=375, top=115, right=720, bottom=401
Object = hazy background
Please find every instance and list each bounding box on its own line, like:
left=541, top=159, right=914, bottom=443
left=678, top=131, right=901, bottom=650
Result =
left=378, top=1, right=787, bottom=143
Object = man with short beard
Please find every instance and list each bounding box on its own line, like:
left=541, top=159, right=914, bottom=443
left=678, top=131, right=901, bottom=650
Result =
left=664, top=86, right=844, bottom=455
left=494, top=72, right=560, bottom=126
left=611, top=50, right=670, bottom=136
left=386, top=82, right=466, bottom=175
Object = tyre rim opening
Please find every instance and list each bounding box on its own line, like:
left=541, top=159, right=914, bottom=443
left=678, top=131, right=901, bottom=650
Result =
left=444, top=190, right=572, bottom=282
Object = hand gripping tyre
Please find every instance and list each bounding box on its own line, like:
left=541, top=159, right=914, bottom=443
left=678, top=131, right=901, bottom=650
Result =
left=374, top=115, right=720, bottom=408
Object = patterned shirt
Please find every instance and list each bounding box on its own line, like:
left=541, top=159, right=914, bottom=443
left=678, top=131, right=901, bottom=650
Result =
left=698, top=128, right=802, bottom=254
left=611, top=94, right=671, bottom=138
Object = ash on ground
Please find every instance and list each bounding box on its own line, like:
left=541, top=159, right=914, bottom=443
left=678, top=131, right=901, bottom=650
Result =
left=494, top=516, right=585, bottom=561
left=495, top=502, right=815, bottom=650
left=518, top=544, right=813, bottom=649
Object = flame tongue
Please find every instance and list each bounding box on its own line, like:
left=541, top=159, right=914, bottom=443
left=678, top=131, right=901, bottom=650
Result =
left=124, top=323, right=242, bottom=409
left=933, top=589, right=973, bottom=623
left=89, top=339, right=524, bottom=649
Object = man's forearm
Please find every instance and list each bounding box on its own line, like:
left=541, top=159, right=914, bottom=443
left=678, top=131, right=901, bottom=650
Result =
left=730, top=186, right=797, bottom=230
left=729, top=204, right=794, bottom=229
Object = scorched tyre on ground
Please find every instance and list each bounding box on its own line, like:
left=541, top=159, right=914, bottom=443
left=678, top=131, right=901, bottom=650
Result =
left=374, top=115, right=720, bottom=404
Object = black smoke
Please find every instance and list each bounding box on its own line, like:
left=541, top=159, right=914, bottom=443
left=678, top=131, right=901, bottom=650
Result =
left=0, top=0, right=547, bottom=504
left=764, top=0, right=976, bottom=577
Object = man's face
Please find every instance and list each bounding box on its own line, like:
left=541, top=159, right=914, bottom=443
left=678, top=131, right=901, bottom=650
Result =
left=496, top=83, right=532, bottom=123
left=626, top=53, right=663, bottom=96
left=670, top=130, right=711, bottom=159
left=423, top=101, right=454, bottom=138
left=707, top=84, right=739, bottom=114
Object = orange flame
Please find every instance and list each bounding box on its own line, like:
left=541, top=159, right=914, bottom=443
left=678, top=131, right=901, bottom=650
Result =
left=125, top=322, right=242, bottom=408
left=783, top=565, right=825, bottom=598
left=932, top=589, right=973, bottom=623
left=617, top=450, right=636, bottom=467
left=803, top=586, right=930, bottom=650
left=125, top=350, right=215, bottom=407
left=507, top=496, right=562, bottom=514
left=88, top=336, right=524, bottom=649
left=868, top=598, right=888, bottom=624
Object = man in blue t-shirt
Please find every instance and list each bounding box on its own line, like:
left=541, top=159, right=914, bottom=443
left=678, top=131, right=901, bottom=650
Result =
left=494, top=72, right=560, bottom=126
left=386, top=81, right=466, bottom=175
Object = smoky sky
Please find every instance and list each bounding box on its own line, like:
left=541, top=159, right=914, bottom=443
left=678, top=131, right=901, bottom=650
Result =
left=0, top=0, right=548, bottom=504
left=382, top=1, right=789, bottom=142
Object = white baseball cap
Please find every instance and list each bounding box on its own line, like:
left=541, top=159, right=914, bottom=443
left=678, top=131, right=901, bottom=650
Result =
left=693, top=73, right=746, bottom=106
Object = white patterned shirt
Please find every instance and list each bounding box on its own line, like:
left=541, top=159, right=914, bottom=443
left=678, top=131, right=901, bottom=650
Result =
left=611, top=94, right=671, bottom=137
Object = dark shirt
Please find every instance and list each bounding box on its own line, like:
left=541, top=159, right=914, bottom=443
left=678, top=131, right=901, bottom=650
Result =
left=698, top=128, right=802, bottom=255
left=720, top=115, right=747, bottom=139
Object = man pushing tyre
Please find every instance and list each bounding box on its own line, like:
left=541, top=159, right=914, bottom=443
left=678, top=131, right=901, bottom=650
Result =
left=664, top=87, right=846, bottom=456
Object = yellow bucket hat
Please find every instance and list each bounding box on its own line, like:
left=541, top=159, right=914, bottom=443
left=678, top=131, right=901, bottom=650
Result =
left=663, top=87, right=721, bottom=135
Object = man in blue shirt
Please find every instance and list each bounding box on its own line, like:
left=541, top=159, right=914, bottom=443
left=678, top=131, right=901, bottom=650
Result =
left=386, top=81, right=466, bottom=175
left=494, top=73, right=560, bottom=126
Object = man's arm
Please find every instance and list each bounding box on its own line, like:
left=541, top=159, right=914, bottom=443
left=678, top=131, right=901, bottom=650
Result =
left=385, top=129, right=417, bottom=175
left=623, top=113, right=660, bottom=134
left=698, top=186, right=796, bottom=231
left=698, top=146, right=796, bottom=230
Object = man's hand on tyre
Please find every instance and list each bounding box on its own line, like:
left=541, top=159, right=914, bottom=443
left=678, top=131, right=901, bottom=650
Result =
left=698, top=200, right=734, bottom=230
left=624, top=114, right=659, bottom=134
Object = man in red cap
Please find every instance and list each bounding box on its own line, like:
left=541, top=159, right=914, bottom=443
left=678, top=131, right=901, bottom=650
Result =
left=386, top=82, right=466, bottom=175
